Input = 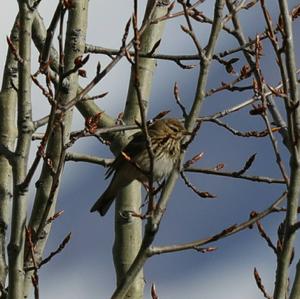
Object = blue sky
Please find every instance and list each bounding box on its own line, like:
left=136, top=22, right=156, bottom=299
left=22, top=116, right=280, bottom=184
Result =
left=1, top=1, right=300, bottom=298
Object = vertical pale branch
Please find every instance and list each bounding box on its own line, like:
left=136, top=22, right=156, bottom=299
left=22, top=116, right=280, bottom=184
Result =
left=274, top=169, right=300, bottom=299
left=111, top=1, right=225, bottom=298
left=123, top=0, right=165, bottom=123
left=31, top=12, right=117, bottom=135
left=23, top=1, right=89, bottom=296
left=152, top=0, right=225, bottom=239
left=113, top=1, right=169, bottom=298
left=290, top=259, right=300, bottom=299
left=273, top=1, right=300, bottom=298
left=225, top=2, right=298, bottom=297
left=0, top=17, right=19, bottom=289
left=277, top=2, right=300, bottom=126
left=7, top=2, right=34, bottom=299
left=31, top=11, right=123, bottom=165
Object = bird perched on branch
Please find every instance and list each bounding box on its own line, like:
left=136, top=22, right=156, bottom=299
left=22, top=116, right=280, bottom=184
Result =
left=90, top=118, right=189, bottom=216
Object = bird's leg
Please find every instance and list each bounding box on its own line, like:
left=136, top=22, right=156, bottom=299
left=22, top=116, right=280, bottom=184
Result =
left=152, top=180, right=165, bottom=195
left=143, top=180, right=166, bottom=216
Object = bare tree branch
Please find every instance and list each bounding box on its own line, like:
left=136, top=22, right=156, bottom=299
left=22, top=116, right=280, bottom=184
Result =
left=149, top=191, right=286, bottom=255
left=7, top=2, right=35, bottom=298
left=65, top=152, right=113, bottom=167
left=185, top=167, right=285, bottom=184
left=0, top=15, right=19, bottom=291
left=111, top=1, right=225, bottom=297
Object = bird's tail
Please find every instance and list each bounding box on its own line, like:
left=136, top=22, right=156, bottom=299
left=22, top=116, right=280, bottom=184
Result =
left=90, top=188, right=115, bottom=216
left=90, top=169, right=134, bottom=216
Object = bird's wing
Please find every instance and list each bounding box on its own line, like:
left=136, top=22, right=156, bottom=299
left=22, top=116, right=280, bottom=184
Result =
left=105, top=131, right=147, bottom=179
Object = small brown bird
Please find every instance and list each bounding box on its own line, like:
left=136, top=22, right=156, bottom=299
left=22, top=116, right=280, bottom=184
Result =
left=90, top=118, right=188, bottom=216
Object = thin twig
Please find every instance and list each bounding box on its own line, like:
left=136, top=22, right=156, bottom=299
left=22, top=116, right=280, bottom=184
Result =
left=185, top=167, right=285, bottom=184
left=262, top=113, right=289, bottom=185
left=151, top=0, right=205, bottom=24
left=180, top=171, right=215, bottom=198
left=25, top=233, right=71, bottom=272
left=254, top=267, right=272, bottom=299
left=178, top=0, right=203, bottom=56
left=65, top=152, right=113, bottom=167
left=39, top=1, right=65, bottom=71
left=38, top=232, right=71, bottom=269
left=208, top=118, right=281, bottom=138
left=61, top=2, right=161, bottom=112
left=31, top=272, right=39, bottom=299
left=173, top=82, right=188, bottom=118
left=256, top=220, right=277, bottom=254
left=149, top=192, right=287, bottom=255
